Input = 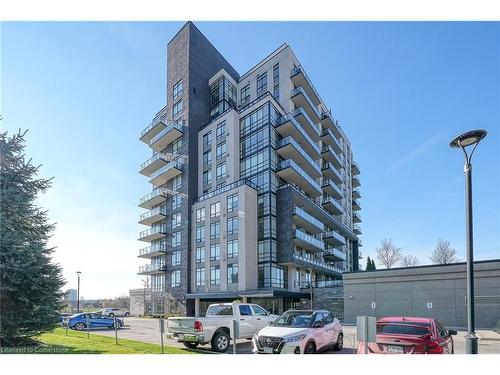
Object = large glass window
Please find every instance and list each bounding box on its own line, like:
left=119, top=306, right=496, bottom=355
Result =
left=203, top=169, right=212, bottom=185
left=196, top=225, right=205, bottom=242
left=256, top=72, right=267, bottom=97
left=210, top=243, right=220, bottom=261
left=216, top=121, right=226, bottom=139
left=172, top=138, right=182, bottom=154
left=227, top=216, right=238, bottom=235
left=216, top=162, right=226, bottom=180
left=209, top=76, right=237, bottom=120
left=171, top=212, right=181, bottom=229
left=173, top=79, right=183, bottom=99
left=196, top=267, right=205, bottom=286
left=240, top=84, right=250, bottom=106
left=203, top=131, right=212, bottom=147
left=210, top=266, right=220, bottom=285
left=216, top=141, right=226, bottom=160
left=210, top=202, right=220, bottom=217
left=171, top=270, right=181, bottom=287
left=203, top=150, right=212, bottom=165
left=228, top=264, right=239, bottom=284
left=273, top=63, right=279, bottom=100
left=196, top=246, right=205, bottom=263
left=171, top=231, right=181, bottom=247
left=196, top=207, right=205, bottom=222
left=227, top=193, right=238, bottom=213
left=171, top=251, right=181, bottom=266
left=227, top=240, right=238, bottom=258
left=172, top=195, right=182, bottom=210
left=172, top=100, right=183, bottom=117
left=172, top=175, right=182, bottom=191
left=210, top=222, right=220, bottom=240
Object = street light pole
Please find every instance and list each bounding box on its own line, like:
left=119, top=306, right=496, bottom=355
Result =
left=76, top=271, right=82, bottom=313
left=449, top=129, right=487, bottom=354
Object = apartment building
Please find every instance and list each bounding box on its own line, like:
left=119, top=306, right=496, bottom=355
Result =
left=138, top=22, right=362, bottom=316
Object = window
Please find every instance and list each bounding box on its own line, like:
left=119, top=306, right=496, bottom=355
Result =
left=216, top=121, right=226, bottom=139
left=210, top=222, right=220, bottom=240
left=196, top=267, right=205, bottom=286
left=210, top=266, right=220, bottom=285
left=172, top=138, right=182, bottom=154
left=240, top=84, right=250, bottom=106
left=227, top=240, right=239, bottom=258
left=216, top=141, right=226, bottom=160
left=210, top=243, right=220, bottom=261
left=256, top=72, right=267, bottom=97
left=210, top=202, right=220, bottom=217
left=252, top=305, right=268, bottom=316
left=171, top=212, right=181, bottom=228
left=196, top=247, right=205, bottom=263
left=196, top=207, right=205, bottom=222
left=172, top=175, right=182, bottom=191
left=216, top=162, right=226, bottom=180
left=172, top=100, right=183, bottom=117
left=203, top=169, right=212, bottom=185
left=196, top=226, right=205, bottom=242
left=323, top=312, right=334, bottom=324
left=172, top=195, right=182, bottom=210
left=228, top=264, right=239, bottom=284
left=173, top=79, right=183, bottom=99
left=171, top=270, right=181, bottom=287
left=203, top=131, right=212, bottom=147
left=227, top=216, right=238, bottom=235
left=238, top=305, right=253, bottom=318
left=171, top=231, right=181, bottom=247
left=273, top=63, right=279, bottom=100
left=227, top=193, right=238, bottom=213
left=171, top=251, right=181, bottom=266
left=203, top=150, right=212, bottom=165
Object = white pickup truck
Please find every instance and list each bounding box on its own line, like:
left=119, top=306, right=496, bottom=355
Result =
left=166, top=302, right=277, bottom=352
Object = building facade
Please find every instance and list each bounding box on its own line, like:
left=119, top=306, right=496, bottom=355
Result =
left=137, top=22, right=362, bottom=316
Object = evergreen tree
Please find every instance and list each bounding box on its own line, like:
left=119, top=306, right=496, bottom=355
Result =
left=365, top=256, right=372, bottom=271
left=0, top=130, right=64, bottom=345
left=370, top=258, right=376, bottom=270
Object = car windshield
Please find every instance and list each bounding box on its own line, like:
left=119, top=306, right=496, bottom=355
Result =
left=272, top=312, right=313, bottom=328
left=206, top=305, right=233, bottom=316
left=377, top=323, right=431, bottom=336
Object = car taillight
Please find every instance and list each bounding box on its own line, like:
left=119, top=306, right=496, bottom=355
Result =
left=194, top=320, right=203, bottom=332
left=425, top=341, right=444, bottom=354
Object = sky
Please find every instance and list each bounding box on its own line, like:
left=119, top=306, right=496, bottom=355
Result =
left=1, top=22, right=499, bottom=299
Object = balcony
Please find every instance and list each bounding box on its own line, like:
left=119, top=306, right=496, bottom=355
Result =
left=138, top=225, right=167, bottom=242
left=149, top=160, right=183, bottom=187
left=321, top=128, right=342, bottom=154
left=291, top=87, right=321, bottom=124
left=276, top=137, right=321, bottom=178
left=150, top=120, right=184, bottom=152
left=293, top=230, right=324, bottom=253
left=321, top=145, right=342, bottom=169
left=292, top=254, right=342, bottom=276
left=138, top=205, right=167, bottom=226
left=291, top=107, right=320, bottom=142
left=140, top=153, right=174, bottom=177
left=352, top=175, right=361, bottom=188
left=324, top=248, right=347, bottom=262
left=320, top=111, right=342, bottom=139
left=352, top=188, right=361, bottom=200
left=276, top=114, right=321, bottom=159
left=290, top=66, right=321, bottom=106
left=138, top=263, right=167, bottom=275
left=324, top=230, right=346, bottom=247
left=352, top=161, right=360, bottom=175
left=353, top=212, right=362, bottom=223
left=322, top=195, right=343, bottom=216
left=358, top=250, right=363, bottom=259
left=322, top=179, right=343, bottom=200
left=293, top=207, right=324, bottom=235
left=139, top=106, right=168, bottom=144
left=353, top=224, right=362, bottom=235
left=138, top=244, right=167, bottom=259
left=277, top=160, right=322, bottom=198
left=322, top=162, right=343, bottom=185
left=352, top=199, right=361, bottom=211
left=139, top=189, right=168, bottom=209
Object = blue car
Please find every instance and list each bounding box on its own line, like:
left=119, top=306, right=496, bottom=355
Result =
left=62, top=313, right=124, bottom=331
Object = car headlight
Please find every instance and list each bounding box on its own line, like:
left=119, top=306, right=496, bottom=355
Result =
left=284, top=334, right=306, bottom=343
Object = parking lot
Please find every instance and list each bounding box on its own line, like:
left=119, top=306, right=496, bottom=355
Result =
left=92, top=317, right=500, bottom=354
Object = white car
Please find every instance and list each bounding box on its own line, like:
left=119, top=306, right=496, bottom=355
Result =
left=253, top=310, right=343, bottom=354
left=99, top=308, right=130, bottom=317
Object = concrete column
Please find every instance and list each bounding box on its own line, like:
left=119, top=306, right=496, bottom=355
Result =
left=195, top=298, right=200, bottom=317
left=242, top=296, right=248, bottom=303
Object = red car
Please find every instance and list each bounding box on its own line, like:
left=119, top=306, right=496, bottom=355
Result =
left=357, top=317, right=457, bottom=354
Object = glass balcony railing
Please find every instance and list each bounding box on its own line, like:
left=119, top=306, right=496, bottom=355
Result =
left=149, top=160, right=183, bottom=181
left=294, top=230, right=324, bottom=251
left=322, top=179, right=343, bottom=198
left=139, top=225, right=167, bottom=240
left=322, top=162, right=343, bottom=183
left=276, top=137, right=321, bottom=175
left=293, top=207, right=324, bottom=231
left=290, top=66, right=322, bottom=105
left=149, top=120, right=184, bottom=148
left=322, top=195, right=343, bottom=214
left=140, top=152, right=175, bottom=172
left=290, top=107, right=321, bottom=139
left=291, top=87, right=321, bottom=121
left=324, top=230, right=346, bottom=245
left=140, top=105, right=168, bottom=140
left=138, top=263, right=166, bottom=274
left=276, top=114, right=321, bottom=156
left=139, top=243, right=167, bottom=257
left=139, top=188, right=167, bottom=206
left=293, top=254, right=343, bottom=274
left=324, top=247, right=347, bottom=262
left=139, top=205, right=167, bottom=222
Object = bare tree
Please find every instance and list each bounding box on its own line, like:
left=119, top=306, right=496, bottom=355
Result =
left=376, top=239, right=403, bottom=268
left=430, top=239, right=459, bottom=264
left=399, top=254, right=419, bottom=267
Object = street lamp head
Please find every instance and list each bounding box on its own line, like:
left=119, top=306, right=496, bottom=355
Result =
left=449, top=129, right=487, bottom=149
left=77, top=271, right=81, bottom=276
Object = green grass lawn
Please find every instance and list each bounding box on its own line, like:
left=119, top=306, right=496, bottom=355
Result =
left=29, top=327, right=197, bottom=354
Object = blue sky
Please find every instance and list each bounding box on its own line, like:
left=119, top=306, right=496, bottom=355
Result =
left=2, top=22, right=499, bottom=299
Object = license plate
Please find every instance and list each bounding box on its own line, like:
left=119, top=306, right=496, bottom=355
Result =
left=263, top=347, right=274, bottom=354
left=386, top=345, right=404, bottom=353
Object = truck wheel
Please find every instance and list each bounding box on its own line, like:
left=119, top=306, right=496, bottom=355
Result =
left=183, top=342, right=199, bottom=349
left=211, top=331, right=230, bottom=353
